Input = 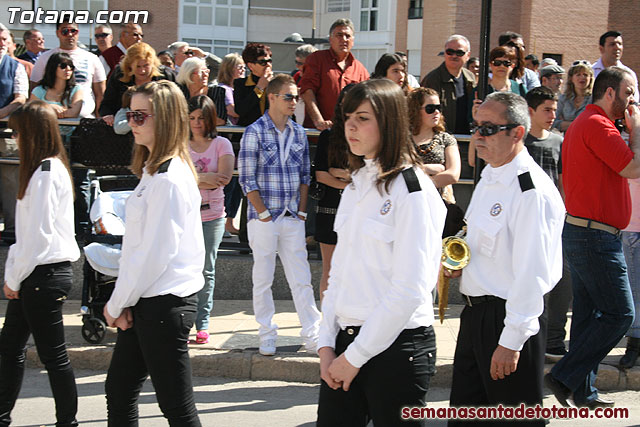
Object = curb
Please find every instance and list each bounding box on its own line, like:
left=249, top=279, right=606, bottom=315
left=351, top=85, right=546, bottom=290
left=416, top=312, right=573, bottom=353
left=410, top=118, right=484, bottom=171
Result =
left=24, top=345, right=640, bottom=390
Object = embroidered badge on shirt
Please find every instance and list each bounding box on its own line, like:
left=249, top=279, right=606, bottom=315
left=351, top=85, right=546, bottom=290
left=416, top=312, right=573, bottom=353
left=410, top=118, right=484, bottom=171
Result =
left=380, top=199, right=392, bottom=215
left=490, top=202, right=502, bottom=217
left=136, top=185, right=146, bottom=197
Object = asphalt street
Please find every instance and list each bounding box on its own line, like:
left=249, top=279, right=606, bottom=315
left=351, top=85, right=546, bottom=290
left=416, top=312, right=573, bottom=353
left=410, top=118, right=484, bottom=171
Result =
left=8, top=369, right=640, bottom=426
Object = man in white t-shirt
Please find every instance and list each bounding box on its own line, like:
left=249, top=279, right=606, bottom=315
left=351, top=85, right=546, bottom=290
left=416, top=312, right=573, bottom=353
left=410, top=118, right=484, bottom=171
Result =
left=30, top=21, right=106, bottom=117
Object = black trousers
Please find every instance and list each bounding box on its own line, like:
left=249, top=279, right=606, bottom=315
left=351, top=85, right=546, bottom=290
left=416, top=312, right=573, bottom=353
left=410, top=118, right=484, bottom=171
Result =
left=105, top=294, right=201, bottom=427
left=317, top=325, right=437, bottom=427
left=0, top=262, right=78, bottom=427
left=449, top=298, right=546, bottom=426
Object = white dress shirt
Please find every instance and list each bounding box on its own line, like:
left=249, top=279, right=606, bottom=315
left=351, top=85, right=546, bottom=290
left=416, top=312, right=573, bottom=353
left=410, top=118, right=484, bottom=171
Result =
left=4, top=157, right=80, bottom=291
left=319, top=160, right=446, bottom=368
left=106, top=158, right=205, bottom=319
left=460, top=149, right=565, bottom=351
left=592, top=58, right=639, bottom=102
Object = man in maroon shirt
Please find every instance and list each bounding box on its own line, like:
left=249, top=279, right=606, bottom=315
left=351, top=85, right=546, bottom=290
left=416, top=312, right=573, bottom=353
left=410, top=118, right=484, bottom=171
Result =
left=100, top=23, right=143, bottom=78
left=546, top=67, right=640, bottom=409
left=299, top=18, right=369, bottom=130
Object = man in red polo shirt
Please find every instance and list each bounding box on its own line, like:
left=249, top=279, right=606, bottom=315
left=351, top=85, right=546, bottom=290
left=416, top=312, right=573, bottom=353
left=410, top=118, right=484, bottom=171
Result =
left=546, top=67, right=640, bottom=409
left=299, top=18, right=369, bottom=130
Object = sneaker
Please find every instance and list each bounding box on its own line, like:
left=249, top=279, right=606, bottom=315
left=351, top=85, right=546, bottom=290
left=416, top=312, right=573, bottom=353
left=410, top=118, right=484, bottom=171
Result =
left=259, top=339, right=276, bottom=356
left=545, top=346, right=567, bottom=362
left=303, top=338, right=318, bottom=354
left=194, top=331, right=209, bottom=344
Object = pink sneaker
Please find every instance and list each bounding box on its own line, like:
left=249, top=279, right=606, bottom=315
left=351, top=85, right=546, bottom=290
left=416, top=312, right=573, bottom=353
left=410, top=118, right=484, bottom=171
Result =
left=194, top=331, right=209, bottom=344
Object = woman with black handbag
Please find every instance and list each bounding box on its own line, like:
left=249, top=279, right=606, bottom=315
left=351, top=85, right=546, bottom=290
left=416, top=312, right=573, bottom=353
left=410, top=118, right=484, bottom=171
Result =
left=312, top=84, right=354, bottom=301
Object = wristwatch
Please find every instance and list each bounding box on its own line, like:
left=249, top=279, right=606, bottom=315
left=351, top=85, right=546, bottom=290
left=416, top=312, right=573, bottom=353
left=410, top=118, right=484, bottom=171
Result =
left=258, top=210, right=271, bottom=220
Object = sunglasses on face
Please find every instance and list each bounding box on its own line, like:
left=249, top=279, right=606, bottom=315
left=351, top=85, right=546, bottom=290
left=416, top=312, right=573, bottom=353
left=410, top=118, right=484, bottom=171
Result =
left=58, top=63, right=74, bottom=70
left=572, top=60, right=591, bottom=67
left=95, top=33, right=110, bottom=39
left=445, top=48, right=467, bottom=57
left=506, top=41, right=525, bottom=50
left=131, top=32, right=144, bottom=38
left=60, top=28, right=78, bottom=36
left=492, top=59, right=513, bottom=67
left=295, top=60, right=304, bottom=66
left=184, top=50, right=194, bottom=57
left=126, top=111, right=154, bottom=126
left=275, top=94, right=299, bottom=102
left=424, top=104, right=442, bottom=114
left=254, top=58, right=273, bottom=66
left=470, top=122, right=518, bottom=137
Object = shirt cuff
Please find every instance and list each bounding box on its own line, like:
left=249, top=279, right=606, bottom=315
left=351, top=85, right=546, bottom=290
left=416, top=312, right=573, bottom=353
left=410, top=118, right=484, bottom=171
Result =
left=106, top=299, right=123, bottom=320
left=344, top=341, right=371, bottom=368
left=498, top=325, right=527, bottom=352
left=240, top=181, right=259, bottom=194
left=5, top=279, right=20, bottom=292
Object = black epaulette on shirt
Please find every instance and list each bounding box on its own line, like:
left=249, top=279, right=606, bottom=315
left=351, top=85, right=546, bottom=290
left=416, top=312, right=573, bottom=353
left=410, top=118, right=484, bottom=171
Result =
left=401, top=168, right=422, bottom=193
left=518, top=171, right=535, bottom=192
left=158, top=158, right=172, bottom=173
left=40, top=160, right=51, bottom=171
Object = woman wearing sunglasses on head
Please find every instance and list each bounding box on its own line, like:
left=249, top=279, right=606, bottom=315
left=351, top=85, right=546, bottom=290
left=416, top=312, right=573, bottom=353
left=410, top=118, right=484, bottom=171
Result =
left=103, top=81, right=204, bottom=426
left=1, top=101, right=80, bottom=427
left=317, top=79, right=446, bottom=426
left=408, top=87, right=461, bottom=204
left=29, top=52, right=83, bottom=118
left=553, top=60, right=594, bottom=133
left=468, top=46, right=527, bottom=166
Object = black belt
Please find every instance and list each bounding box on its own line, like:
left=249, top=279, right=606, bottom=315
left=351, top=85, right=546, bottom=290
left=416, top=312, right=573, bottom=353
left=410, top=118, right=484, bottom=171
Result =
left=461, top=294, right=505, bottom=307
left=342, top=325, right=430, bottom=337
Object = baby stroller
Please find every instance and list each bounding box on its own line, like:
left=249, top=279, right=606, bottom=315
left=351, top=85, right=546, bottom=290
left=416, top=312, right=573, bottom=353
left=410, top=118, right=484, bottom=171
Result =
left=70, top=118, right=138, bottom=344
left=80, top=175, right=139, bottom=343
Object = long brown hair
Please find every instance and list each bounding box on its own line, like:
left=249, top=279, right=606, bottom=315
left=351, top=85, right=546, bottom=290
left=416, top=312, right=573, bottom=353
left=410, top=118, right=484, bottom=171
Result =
left=129, top=81, right=197, bottom=179
left=408, top=87, right=446, bottom=135
left=327, top=84, right=354, bottom=169
left=342, top=79, right=418, bottom=193
left=8, top=100, right=73, bottom=200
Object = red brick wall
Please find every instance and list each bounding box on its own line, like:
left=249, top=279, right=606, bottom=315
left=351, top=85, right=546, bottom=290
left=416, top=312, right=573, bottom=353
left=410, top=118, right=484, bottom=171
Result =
left=108, top=1, right=178, bottom=55
left=395, top=0, right=410, bottom=54
left=608, top=0, right=640, bottom=75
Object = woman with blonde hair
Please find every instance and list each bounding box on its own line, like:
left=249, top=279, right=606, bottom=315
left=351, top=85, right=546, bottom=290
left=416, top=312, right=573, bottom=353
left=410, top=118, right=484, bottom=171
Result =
left=217, top=52, right=245, bottom=125
left=408, top=87, right=461, bottom=203
left=104, top=81, right=204, bottom=426
left=177, top=57, right=226, bottom=126
left=317, top=79, right=446, bottom=425
left=553, top=60, right=594, bottom=133
left=100, top=42, right=175, bottom=122
left=1, top=100, right=80, bottom=426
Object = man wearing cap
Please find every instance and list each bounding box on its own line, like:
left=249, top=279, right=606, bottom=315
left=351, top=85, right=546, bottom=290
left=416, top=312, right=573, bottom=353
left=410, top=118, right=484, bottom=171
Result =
left=540, top=65, right=565, bottom=95
left=545, top=67, right=640, bottom=409
left=447, top=92, right=564, bottom=425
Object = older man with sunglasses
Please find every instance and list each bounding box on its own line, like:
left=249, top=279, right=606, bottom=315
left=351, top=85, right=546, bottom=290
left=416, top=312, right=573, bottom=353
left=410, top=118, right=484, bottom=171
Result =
left=100, top=23, right=143, bottom=78
left=421, top=34, right=476, bottom=135
left=30, top=20, right=105, bottom=118
left=446, top=92, right=564, bottom=425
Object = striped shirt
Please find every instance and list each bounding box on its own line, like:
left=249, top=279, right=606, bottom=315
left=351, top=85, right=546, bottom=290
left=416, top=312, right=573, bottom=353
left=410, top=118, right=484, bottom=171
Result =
left=238, top=111, right=311, bottom=221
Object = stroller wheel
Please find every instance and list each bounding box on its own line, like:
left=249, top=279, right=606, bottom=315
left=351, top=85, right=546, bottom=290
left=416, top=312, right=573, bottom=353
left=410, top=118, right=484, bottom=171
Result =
left=82, top=318, right=107, bottom=344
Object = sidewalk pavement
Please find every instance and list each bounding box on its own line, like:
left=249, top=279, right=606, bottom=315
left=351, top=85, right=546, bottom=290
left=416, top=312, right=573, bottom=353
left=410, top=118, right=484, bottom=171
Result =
left=1, top=300, right=638, bottom=390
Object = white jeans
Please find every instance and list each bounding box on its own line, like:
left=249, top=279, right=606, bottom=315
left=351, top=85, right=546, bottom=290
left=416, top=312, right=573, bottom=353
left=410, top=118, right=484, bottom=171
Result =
left=247, top=216, right=320, bottom=342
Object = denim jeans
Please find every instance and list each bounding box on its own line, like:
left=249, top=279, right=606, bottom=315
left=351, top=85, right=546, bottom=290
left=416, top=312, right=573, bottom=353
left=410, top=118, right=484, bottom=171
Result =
left=551, top=223, right=634, bottom=405
left=196, top=217, right=225, bottom=331
left=0, top=262, right=78, bottom=427
left=317, top=326, right=436, bottom=426
left=622, top=231, right=640, bottom=339
left=105, top=294, right=201, bottom=426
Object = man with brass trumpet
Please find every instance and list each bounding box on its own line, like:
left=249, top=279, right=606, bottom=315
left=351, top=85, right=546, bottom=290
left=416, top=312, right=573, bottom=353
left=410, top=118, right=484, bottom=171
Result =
left=447, top=92, right=565, bottom=425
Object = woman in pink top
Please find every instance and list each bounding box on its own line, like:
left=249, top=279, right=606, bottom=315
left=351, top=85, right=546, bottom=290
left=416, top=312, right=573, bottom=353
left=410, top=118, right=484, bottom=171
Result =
left=188, top=95, right=235, bottom=344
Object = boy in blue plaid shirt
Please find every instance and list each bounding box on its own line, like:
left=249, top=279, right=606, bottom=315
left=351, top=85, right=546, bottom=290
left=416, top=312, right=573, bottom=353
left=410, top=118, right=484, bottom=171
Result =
left=238, top=74, right=320, bottom=356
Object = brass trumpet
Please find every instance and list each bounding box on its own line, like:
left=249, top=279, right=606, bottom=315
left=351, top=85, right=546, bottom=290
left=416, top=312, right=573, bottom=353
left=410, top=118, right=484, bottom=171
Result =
left=438, top=228, right=470, bottom=323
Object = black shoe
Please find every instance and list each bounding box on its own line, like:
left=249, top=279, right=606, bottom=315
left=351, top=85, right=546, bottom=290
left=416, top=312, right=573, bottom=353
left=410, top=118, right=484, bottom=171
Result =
left=544, top=373, right=575, bottom=408
left=585, top=396, right=615, bottom=409
left=545, top=346, right=567, bottom=362
left=619, top=337, right=640, bottom=369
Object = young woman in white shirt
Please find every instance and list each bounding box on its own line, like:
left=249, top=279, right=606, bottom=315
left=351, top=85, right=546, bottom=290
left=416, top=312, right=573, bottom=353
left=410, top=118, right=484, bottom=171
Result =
left=316, top=79, right=446, bottom=426
left=1, top=100, right=80, bottom=427
left=103, top=81, right=205, bottom=426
